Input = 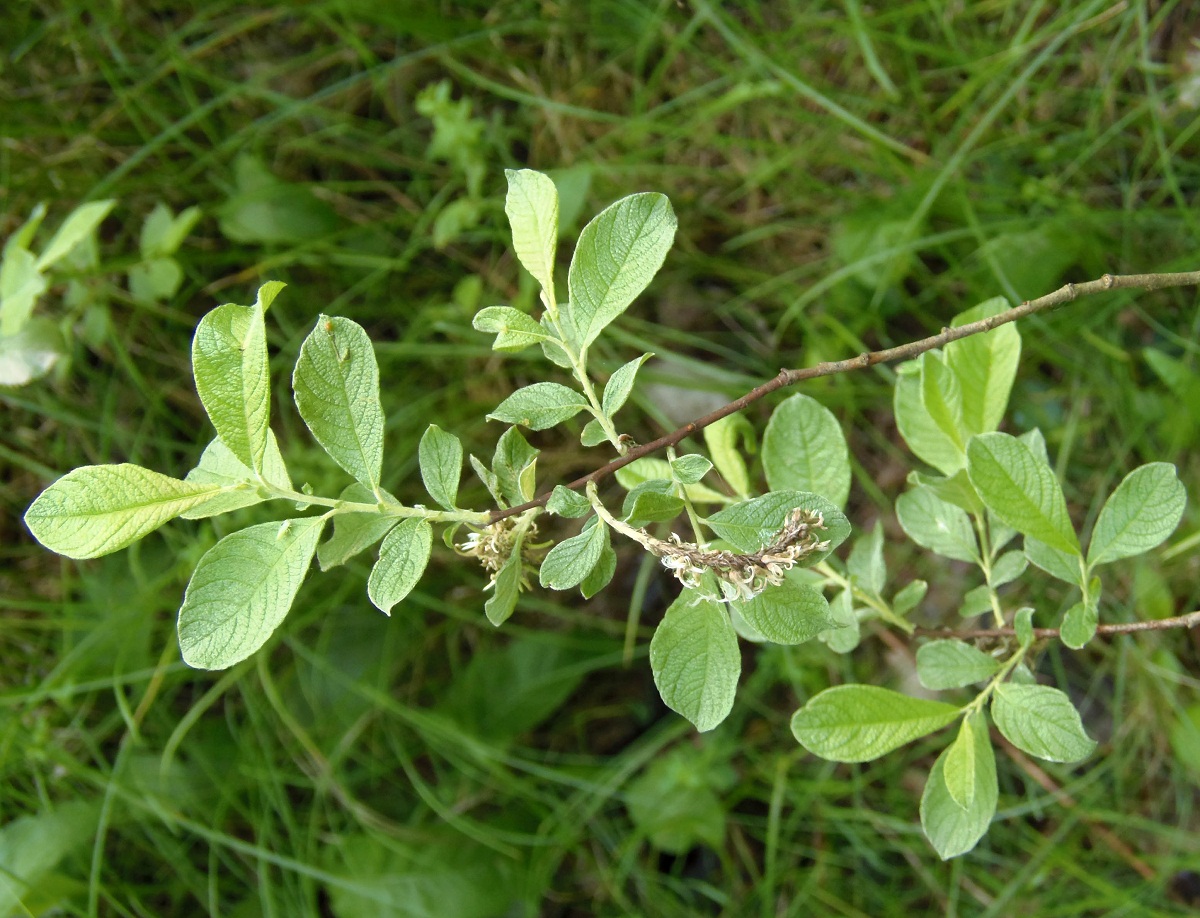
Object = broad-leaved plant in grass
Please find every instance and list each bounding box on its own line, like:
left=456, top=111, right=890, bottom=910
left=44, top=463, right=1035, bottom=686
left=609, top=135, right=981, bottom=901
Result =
left=22, top=170, right=1196, bottom=858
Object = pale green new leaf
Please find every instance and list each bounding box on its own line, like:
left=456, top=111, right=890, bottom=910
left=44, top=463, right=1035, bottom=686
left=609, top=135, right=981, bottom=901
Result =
left=706, top=490, right=850, bottom=564
left=921, top=714, right=997, bottom=859
left=622, top=480, right=684, bottom=526
left=818, top=588, right=861, bottom=653
left=192, top=300, right=271, bottom=474
left=650, top=592, right=740, bottom=732
left=989, top=549, right=1028, bottom=587
left=25, top=464, right=224, bottom=559
left=896, top=486, right=979, bottom=563
left=917, top=639, right=1000, bottom=690
left=615, top=457, right=731, bottom=505
left=488, top=382, right=588, bottom=430
left=670, top=454, right=712, bottom=485
left=0, top=315, right=63, bottom=384
left=1086, top=463, right=1186, bottom=568
left=539, top=519, right=607, bottom=591
left=317, top=482, right=399, bottom=571
left=920, top=351, right=966, bottom=453
left=485, top=533, right=526, bottom=626
left=35, top=199, right=116, bottom=271
left=547, top=485, right=591, bottom=518
left=567, top=192, right=677, bottom=349
left=1014, top=607, right=1035, bottom=648
left=703, top=413, right=753, bottom=499
left=139, top=202, right=201, bottom=259
left=602, top=353, right=651, bottom=417
left=967, top=432, right=1079, bottom=555
left=894, top=362, right=965, bottom=475
left=945, top=297, right=1020, bottom=435
left=580, top=538, right=616, bottom=599
left=761, top=393, right=851, bottom=508
left=1059, top=600, right=1098, bottom=650
left=580, top=418, right=607, bottom=447
left=472, top=306, right=547, bottom=352
left=492, top=427, right=539, bottom=506
left=847, top=521, right=886, bottom=595
left=943, top=716, right=979, bottom=810
left=177, top=517, right=324, bottom=669
left=182, top=431, right=291, bottom=519
left=892, top=579, right=928, bottom=617
left=419, top=424, right=463, bottom=510
left=991, top=683, right=1097, bottom=763
left=1025, top=537, right=1084, bottom=586
left=504, top=169, right=559, bottom=293
left=368, top=518, right=433, bottom=615
left=735, top=579, right=837, bottom=645
left=0, top=247, right=49, bottom=335
left=293, top=315, right=385, bottom=491
left=791, top=685, right=960, bottom=762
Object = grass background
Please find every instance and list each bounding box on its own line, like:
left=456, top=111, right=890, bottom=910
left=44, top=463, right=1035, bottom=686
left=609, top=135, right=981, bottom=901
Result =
left=4, top=0, right=1200, bottom=914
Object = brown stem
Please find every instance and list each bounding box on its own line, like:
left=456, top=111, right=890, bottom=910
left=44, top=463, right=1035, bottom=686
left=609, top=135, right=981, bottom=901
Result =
left=489, top=270, right=1200, bottom=523
left=913, top=610, right=1200, bottom=642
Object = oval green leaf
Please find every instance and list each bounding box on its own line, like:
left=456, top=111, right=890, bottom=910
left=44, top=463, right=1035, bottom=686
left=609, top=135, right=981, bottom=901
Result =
left=650, top=592, right=740, bottom=733
left=736, top=579, right=837, bottom=645
left=762, top=394, right=851, bottom=507
left=920, top=712, right=997, bottom=859
left=991, top=683, right=1097, bottom=763
left=791, top=685, right=960, bottom=762
left=419, top=424, right=463, bottom=510
left=1086, top=462, right=1186, bottom=568
left=504, top=169, right=559, bottom=293
left=25, top=464, right=224, bottom=559
left=487, top=381, right=588, bottom=431
left=367, top=517, right=433, bottom=615
left=293, top=315, right=385, bottom=492
left=177, top=517, right=324, bottom=670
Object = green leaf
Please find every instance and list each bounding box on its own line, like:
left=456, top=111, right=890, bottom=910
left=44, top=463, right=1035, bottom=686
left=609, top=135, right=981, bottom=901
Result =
left=967, top=432, right=1079, bottom=555
left=566, top=192, right=677, bottom=349
left=192, top=299, right=271, bottom=475
left=0, top=247, right=49, bottom=336
left=580, top=539, right=616, bottom=599
left=945, top=297, right=1020, bottom=435
left=917, top=640, right=1000, bottom=690
left=703, top=413, right=753, bottom=499
left=1059, top=599, right=1098, bottom=650
left=670, top=453, right=713, bottom=485
left=293, top=315, right=385, bottom=491
left=958, top=584, right=992, bottom=618
left=818, top=588, right=861, bottom=653
left=894, top=359, right=964, bottom=476
left=1086, top=463, right=1186, bottom=568
left=1014, top=607, right=1035, bottom=647
left=921, top=713, right=997, bottom=859
left=847, top=521, right=886, bottom=595
left=943, top=716, right=979, bottom=810
left=989, top=549, right=1028, bottom=587
left=895, top=486, right=979, bottom=563
left=472, top=305, right=547, bottom=352
left=470, top=454, right=503, bottom=506
left=317, top=484, right=400, bottom=571
left=892, top=579, right=928, bottom=617
left=539, top=518, right=607, bottom=590
left=580, top=418, right=608, bottom=447
left=128, top=257, right=184, bottom=304
left=622, top=479, right=684, bottom=526
left=419, top=424, right=462, bottom=510
left=367, top=518, right=433, bottom=615
left=484, top=533, right=526, bottom=626
left=991, top=683, right=1097, bottom=763
left=35, top=199, right=116, bottom=271
left=1025, top=537, right=1083, bottom=586
left=139, top=202, right=201, bottom=259
left=177, top=517, right=324, bottom=669
left=735, top=579, right=837, bottom=645
left=547, top=485, right=592, bottom=518
left=254, top=280, right=287, bottom=312
left=504, top=169, right=559, bottom=293
left=615, top=457, right=732, bottom=505
left=488, top=381, right=588, bottom=430
left=920, top=351, right=966, bottom=453
left=626, top=749, right=728, bottom=854
left=25, top=464, right=224, bottom=559
left=182, top=431, right=291, bottom=519
left=493, top=427, right=539, bottom=506
left=601, top=353, right=651, bottom=417
left=217, top=154, right=339, bottom=245
left=910, top=469, right=984, bottom=515
left=791, top=685, right=960, bottom=762
left=761, top=393, right=851, bottom=508
left=706, top=490, right=850, bottom=564
left=0, top=316, right=63, bottom=385
left=650, top=592, right=740, bottom=732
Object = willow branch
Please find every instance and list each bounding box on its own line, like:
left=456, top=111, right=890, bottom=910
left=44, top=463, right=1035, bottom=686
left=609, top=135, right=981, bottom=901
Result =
left=490, top=270, right=1200, bottom=524
left=914, top=610, right=1200, bottom=642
